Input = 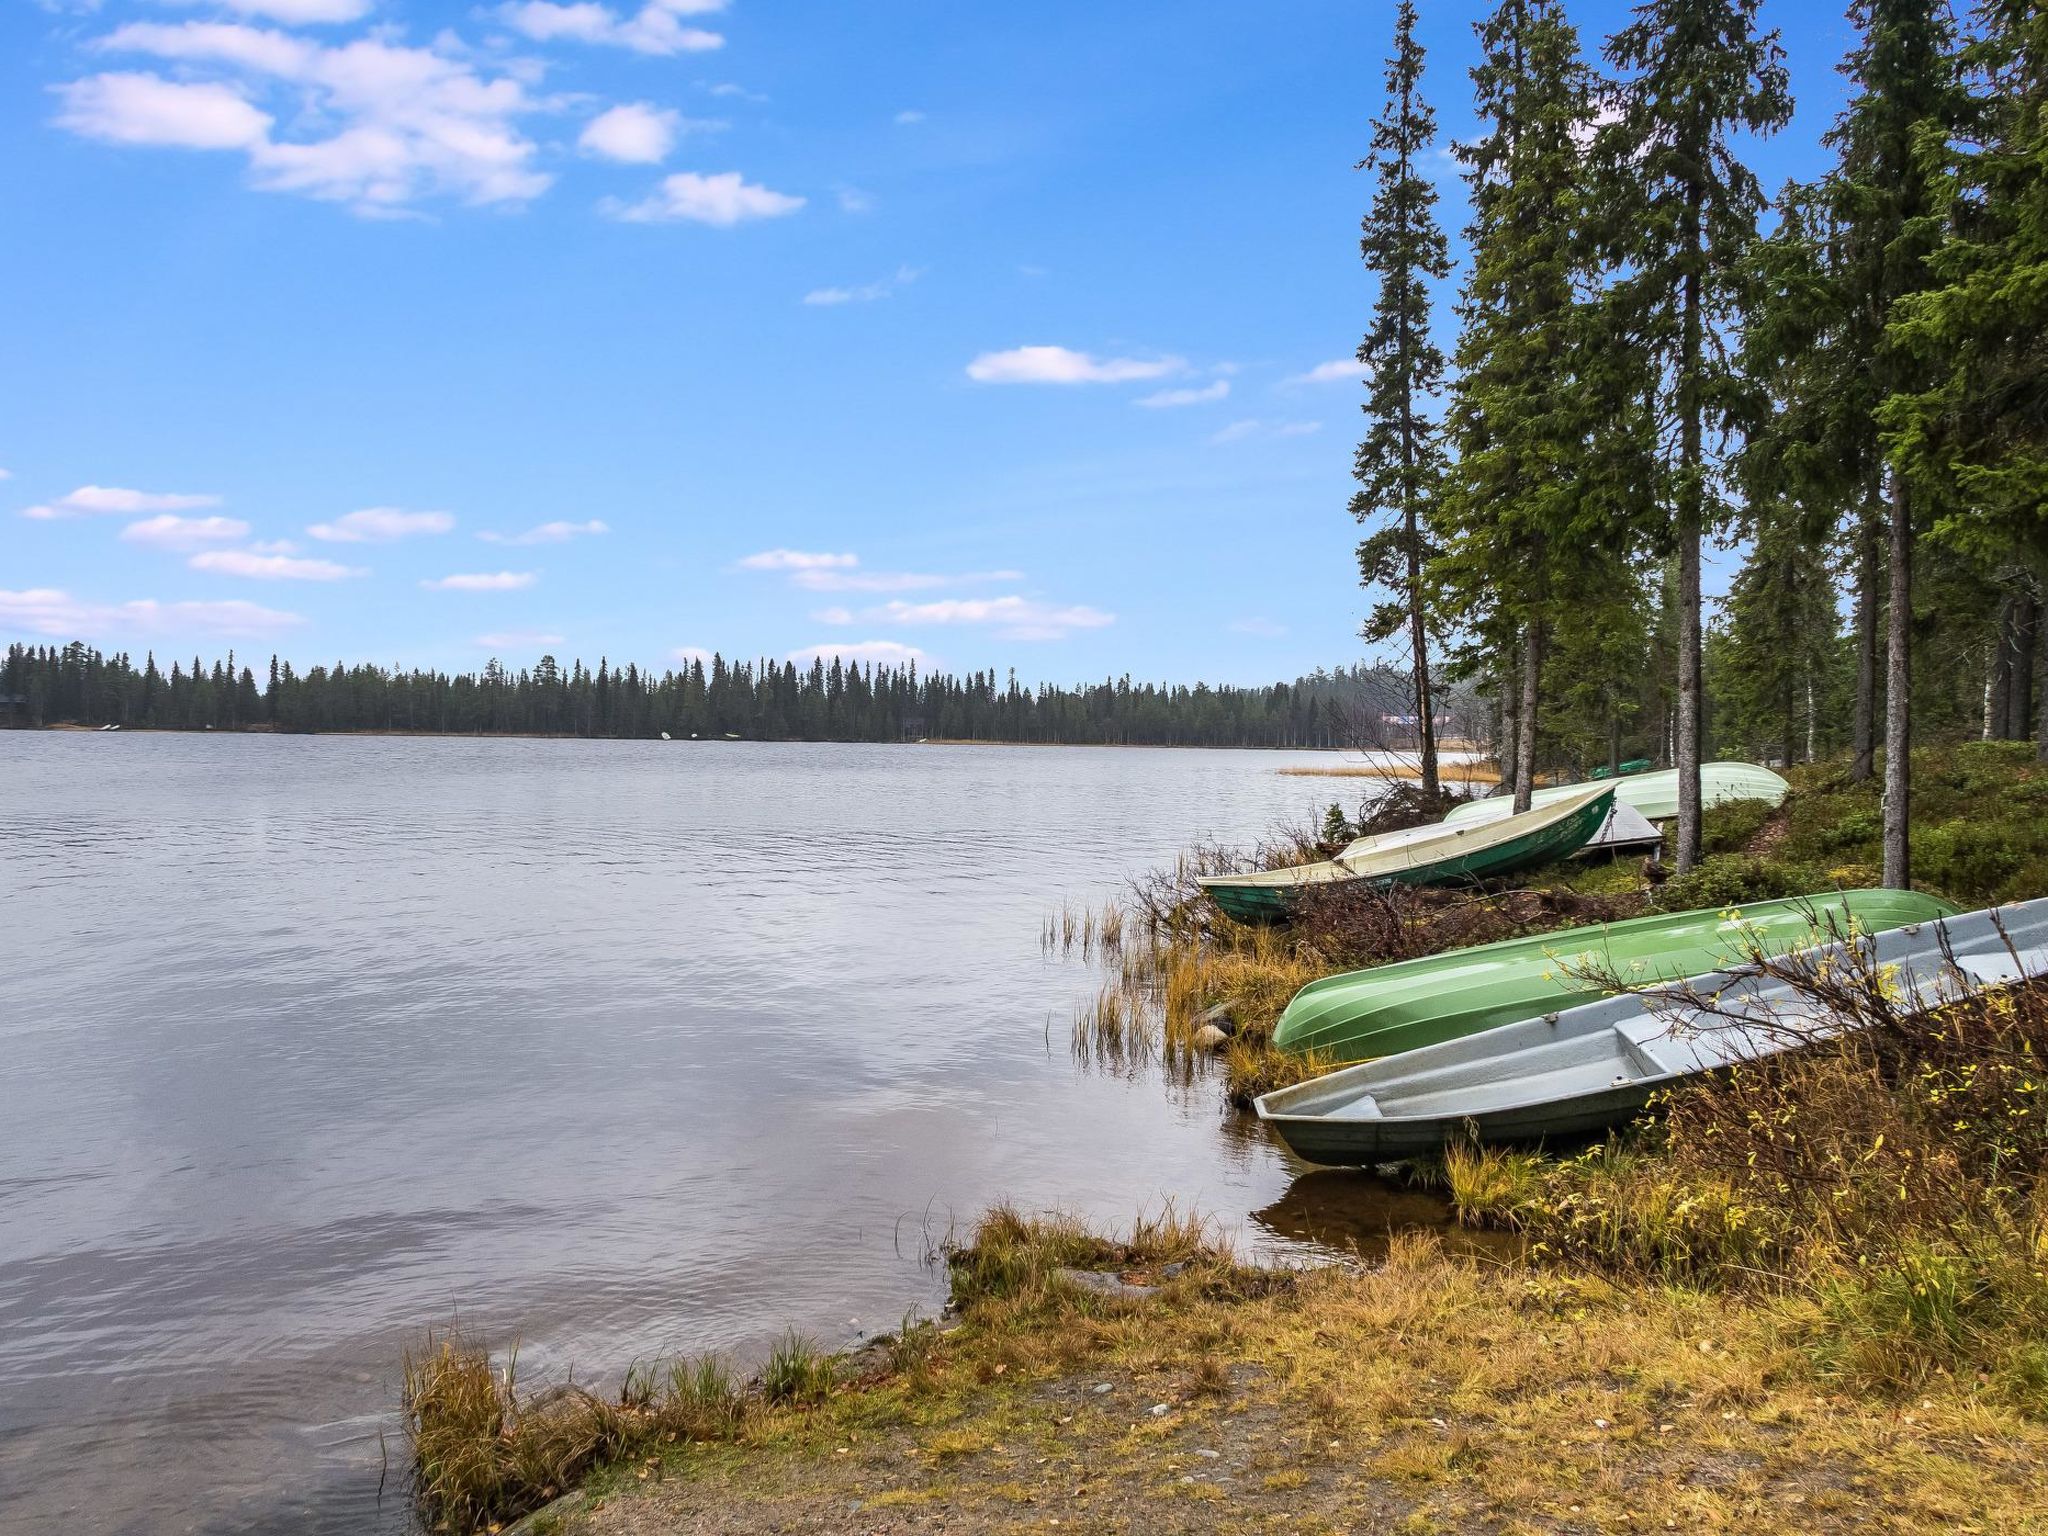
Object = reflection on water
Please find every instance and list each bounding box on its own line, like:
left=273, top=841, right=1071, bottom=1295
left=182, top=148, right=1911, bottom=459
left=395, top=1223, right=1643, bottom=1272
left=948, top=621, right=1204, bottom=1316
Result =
left=1249, top=1166, right=1520, bottom=1265
left=0, top=735, right=1478, bottom=1535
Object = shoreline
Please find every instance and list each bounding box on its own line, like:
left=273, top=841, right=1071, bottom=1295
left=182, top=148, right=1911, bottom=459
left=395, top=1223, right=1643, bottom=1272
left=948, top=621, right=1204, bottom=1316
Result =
left=404, top=740, right=2048, bottom=1534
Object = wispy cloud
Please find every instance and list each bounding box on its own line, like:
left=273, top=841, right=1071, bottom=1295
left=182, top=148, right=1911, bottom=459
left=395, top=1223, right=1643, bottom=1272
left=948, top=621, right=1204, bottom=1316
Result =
left=0, top=587, right=304, bottom=638
left=422, top=571, right=537, bottom=591
left=167, top=0, right=373, bottom=21
left=604, top=170, right=804, bottom=225
left=835, top=186, right=875, bottom=214
left=736, top=548, right=857, bottom=571
left=496, top=0, right=726, bottom=56
left=966, top=346, right=1184, bottom=385
left=802, top=265, right=921, bottom=306
left=893, top=109, right=925, bottom=125
left=476, top=629, right=566, bottom=649
left=479, top=519, right=608, bottom=545
left=23, top=484, right=222, bottom=519
left=1136, top=379, right=1229, bottom=408
left=1211, top=418, right=1322, bottom=445
left=672, top=645, right=716, bottom=664
left=788, top=639, right=928, bottom=667
left=120, top=514, right=251, bottom=549
left=307, top=507, right=454, bottom=542
left=190, top=548, right=362, bottom=579
left=871, top=595, right=1113, bottom=641
left=1283, top=359, right=1366, bottom=386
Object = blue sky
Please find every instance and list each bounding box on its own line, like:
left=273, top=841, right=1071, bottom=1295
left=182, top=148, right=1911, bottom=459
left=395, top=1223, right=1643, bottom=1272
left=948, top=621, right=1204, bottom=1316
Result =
left=1, top=0, right=1861, bottom=685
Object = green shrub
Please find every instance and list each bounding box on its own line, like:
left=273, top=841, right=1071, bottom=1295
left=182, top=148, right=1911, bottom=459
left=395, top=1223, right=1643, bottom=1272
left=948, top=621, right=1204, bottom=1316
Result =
left=1648, top=854, right=1827, bottom=913
left=1700, top=796, right=1776, bottom=855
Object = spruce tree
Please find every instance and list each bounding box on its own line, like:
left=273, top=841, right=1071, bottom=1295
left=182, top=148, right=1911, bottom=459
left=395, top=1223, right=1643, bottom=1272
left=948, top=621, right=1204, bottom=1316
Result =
left=1435, top=0, right=1601, bottom=812
left=1884, top=0, right=2048, bottom=757
left=1352, top=0, right=1452, bottom=801
left=1600, top=0, right=1791, bottom=872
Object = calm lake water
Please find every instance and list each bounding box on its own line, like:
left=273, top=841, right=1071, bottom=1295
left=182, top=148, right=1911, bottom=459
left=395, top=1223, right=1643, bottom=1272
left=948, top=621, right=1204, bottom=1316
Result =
left=0, top=735, right=1456, bottom=1534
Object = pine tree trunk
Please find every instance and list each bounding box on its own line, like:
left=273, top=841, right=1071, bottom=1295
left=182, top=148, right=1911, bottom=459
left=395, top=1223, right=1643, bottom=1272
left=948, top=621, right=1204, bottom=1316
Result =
left=1403, top=505, right=1440, bottom=801
left=1850, top=514, right=1880, bottom=783
left=1500, top=653, right=1521, bottom=801
left=1514, top=621, right=1542, bottom=814
left=1882, top=473, right=1912, bottom=889
left=2038, top=609, right=2048, bottom=764
left=1991, top=592, right=2017, bottom=739
left=2010, top=593, right=2037, bottom=740
left=1675, top=520, right=1704, bottom=872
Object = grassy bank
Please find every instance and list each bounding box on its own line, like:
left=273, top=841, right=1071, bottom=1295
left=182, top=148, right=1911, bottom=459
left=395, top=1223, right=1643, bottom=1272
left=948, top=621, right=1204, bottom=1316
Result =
left=405, top=741, right=2048, bottom=1533
left=411, top=1202, right=2048, bottom=1535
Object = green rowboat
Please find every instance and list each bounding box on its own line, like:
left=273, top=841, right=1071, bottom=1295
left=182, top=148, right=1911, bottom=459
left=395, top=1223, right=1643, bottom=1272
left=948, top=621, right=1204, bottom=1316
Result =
left=1443, top=760, right=1788, bottom=826
left=1198, top=783, right=1615, bottom=926
left=1272, top=888, right=1958, bottom=1063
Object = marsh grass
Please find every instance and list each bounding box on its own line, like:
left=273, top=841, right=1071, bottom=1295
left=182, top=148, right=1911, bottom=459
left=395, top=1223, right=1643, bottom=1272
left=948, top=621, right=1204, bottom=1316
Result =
left=762, top=1332, right=836, bottom=1406
left=403, top=1333, right=754, bottom=1534
left=943, top=1200, right=1231, bottom=1315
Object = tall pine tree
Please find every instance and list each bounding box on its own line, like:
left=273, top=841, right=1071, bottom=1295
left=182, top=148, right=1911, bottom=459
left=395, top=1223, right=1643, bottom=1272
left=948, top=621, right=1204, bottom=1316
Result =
left=1352, top=0, right=1452, bottom=801
left=1435, top=0, right=1601, bottom=811
left=1600, top=0, right=1791, bottom=872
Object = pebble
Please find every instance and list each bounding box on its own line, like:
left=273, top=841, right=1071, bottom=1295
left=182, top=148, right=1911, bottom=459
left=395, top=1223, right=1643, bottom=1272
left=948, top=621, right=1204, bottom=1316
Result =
left=1192, top=1024, right=1231, bottom=1052
left=1194, top=1449, right=1220, bottom=1460
left=1149, top=1403, right=1171, bottom=1417
left=1092, top=1383, right=1113, bottom=1394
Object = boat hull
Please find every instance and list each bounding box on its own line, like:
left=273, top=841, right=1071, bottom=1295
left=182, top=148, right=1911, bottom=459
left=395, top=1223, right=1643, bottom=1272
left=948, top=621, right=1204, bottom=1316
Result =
left=1445, top=761, right=1788, bottom=826
left=1256, top=899, right=2048, bottom=1166
left=1272, top=889, right=1959, bottom=1062
left=1198, top=786, right=1614, bottom=925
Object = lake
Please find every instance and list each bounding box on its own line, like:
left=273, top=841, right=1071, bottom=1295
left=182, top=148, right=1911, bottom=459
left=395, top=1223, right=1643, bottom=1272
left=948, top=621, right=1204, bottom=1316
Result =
left=0, top=734, right=1443, bottom=1534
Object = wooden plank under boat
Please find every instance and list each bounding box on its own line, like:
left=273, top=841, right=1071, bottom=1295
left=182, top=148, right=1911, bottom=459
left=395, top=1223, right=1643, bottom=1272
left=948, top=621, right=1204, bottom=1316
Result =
left=1271, top=888, right=1960, bottom=1063
left=1197, top=784, right=1615, bottom=926
left=1254, top=898, right=2048, bottom=1165
left=1443, top=761, right=1788, bottom=827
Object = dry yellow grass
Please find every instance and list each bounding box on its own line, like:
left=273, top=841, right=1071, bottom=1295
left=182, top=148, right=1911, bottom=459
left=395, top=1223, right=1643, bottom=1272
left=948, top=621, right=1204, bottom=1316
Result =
left=552, top=1215, right=2048, bottom=1536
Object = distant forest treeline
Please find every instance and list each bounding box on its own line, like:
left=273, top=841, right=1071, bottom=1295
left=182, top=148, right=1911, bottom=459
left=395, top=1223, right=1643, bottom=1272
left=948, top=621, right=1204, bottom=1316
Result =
left=0, top=641, right=1484, bottom=749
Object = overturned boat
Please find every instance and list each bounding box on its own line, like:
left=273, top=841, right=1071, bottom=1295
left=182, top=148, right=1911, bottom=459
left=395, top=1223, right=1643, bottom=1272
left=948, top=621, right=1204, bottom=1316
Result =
left=1255, top=897, right=2048, bottom=1165
left=1272, top=888, right=1959, bottom=1063
left=1443, top=761, right=1788, bottom=827
left=1198, top=784, right=1614, bottom=926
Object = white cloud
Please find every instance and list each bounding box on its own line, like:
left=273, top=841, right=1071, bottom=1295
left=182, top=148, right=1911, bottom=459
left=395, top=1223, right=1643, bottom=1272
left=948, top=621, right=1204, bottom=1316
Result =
left=479, top=518, right=609, bottom=545
left=247, top=538, right=299, bottom=554
left=1284, top=359, right=1367, bottom=386
left=1210, top=418, right=1322, bottom=445
left=605, top=170, right=804, bottom=225
left=0, top=587, right=304, bottom=639
left=579, top=102, right=680, bottom=163
left=422, top=570, right=538, bottom=591
left=76, top=28, right=554, bottom=213
left=476, top=629, right=566, bottom=648
left=788, top=640, right=928, bottom=667
left=894, top=109, right=925, bottom=125
left=811, top=605, right=855, bottom=624
left=0, top=468, right=11, bottom=481
left=835, top=186, right=875, bottom=214
left=671, top=645, right=716, bottom=664
left=965, top=346, right=1184, bottom=385
left=190, top=548, right=362, bottom=579
left=1229, top=616, right=1287, bottom=637
left=305, top=507, right=454, bottom=544
left=497, top=0, right=725, bottom=56
left=22, top=484, right=223, bottom=519
left=707, top=82, right=765, bottom=102
left=307, top=507, right=455, bottom=542
left=871, top=595, right=1113, bottom=641
left=121, top=514, right=252, bottom=549
left=54, top=72, right=274, bottom=150
left=802, top=265, right=920, bottom=306
left=1136, top=380, right=1229, bottom=408
left=792, top=568, right=1022, bottom=594
left=737, top=548, right=857, bottom=571
left=169, top=0, right=373, bottom=22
